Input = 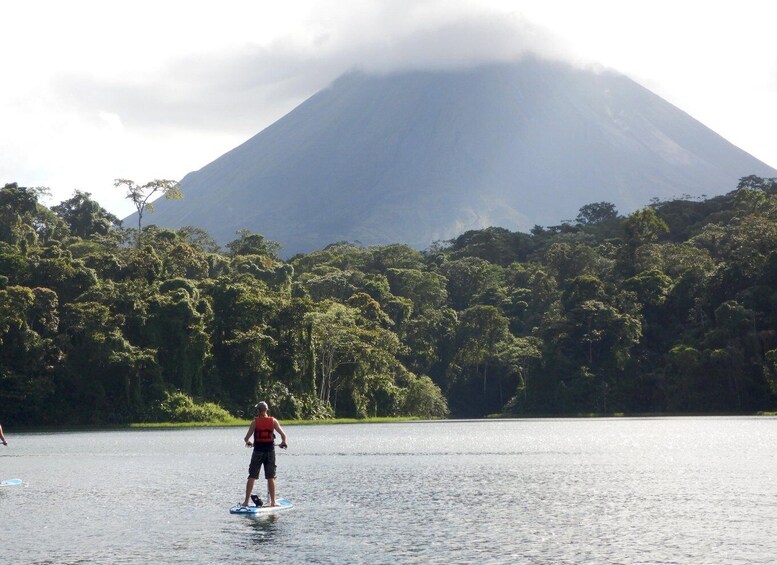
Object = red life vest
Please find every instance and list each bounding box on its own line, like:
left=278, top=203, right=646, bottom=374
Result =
left=253, top=416, right=275, bottom=444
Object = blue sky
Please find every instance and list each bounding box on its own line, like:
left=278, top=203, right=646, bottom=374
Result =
left=2, top=0, right=775, bottom=217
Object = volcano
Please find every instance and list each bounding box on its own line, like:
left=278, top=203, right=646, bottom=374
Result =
left=134, top=57, right=777, bottom=256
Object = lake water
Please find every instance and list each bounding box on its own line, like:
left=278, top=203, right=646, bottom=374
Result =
left=1, top=417, right=776, bottom=564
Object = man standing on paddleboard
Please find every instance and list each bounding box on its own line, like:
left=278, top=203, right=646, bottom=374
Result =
left=242, top=401, right=287, bottom=507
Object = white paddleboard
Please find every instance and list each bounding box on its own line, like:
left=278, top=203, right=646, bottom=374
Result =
left=0, top=479, right=22, bottom=487
left=230, top=498, right=293, bottom=514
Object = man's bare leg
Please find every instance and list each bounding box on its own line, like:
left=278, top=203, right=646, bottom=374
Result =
left=243, top=477, right=256, bottom=506
left=267, top=478, right=277, bottom=506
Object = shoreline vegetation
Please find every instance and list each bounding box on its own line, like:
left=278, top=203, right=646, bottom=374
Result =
left=130, top=411, right=777, bottom=428
left=13, top=416, right=428, bottom=432
left=2, top=177, right=777, bottom=427
left=130, top=415, right=425, bottom=428
left=13, top=412, right=777, bottom=434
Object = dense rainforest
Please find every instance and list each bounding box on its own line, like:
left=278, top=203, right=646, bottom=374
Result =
left=1, top=175, right=777, bottom=426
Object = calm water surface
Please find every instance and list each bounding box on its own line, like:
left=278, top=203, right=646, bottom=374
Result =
left=1, top=417, right=776, bottom=564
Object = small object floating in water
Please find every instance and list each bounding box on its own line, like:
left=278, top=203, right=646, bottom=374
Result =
left=0, top=479, right=22, bottom=487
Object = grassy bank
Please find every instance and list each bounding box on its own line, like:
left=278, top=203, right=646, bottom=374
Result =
left=129, top=416, right=426, bottom=429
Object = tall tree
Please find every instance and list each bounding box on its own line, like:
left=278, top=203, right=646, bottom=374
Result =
left=576, top=202, right=618, bottom=226
left=450, top=305, right=511, bottom=413
left=52, top=191, right=120, bottom=238
left=115, top=179, right=182, bottom=246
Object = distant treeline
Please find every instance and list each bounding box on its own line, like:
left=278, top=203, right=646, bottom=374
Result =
left=1, top=175, right=777, bottom=426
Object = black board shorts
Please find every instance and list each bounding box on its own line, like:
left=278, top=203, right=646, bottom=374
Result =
left=248, top=448, right=276, bottom=480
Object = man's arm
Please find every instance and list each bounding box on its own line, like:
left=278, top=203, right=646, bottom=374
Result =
left=274, top=419, right=287, bottom=448
left=244, top=420, right=256, bottom=447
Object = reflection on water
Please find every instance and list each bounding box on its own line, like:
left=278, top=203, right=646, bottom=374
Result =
left=230, top=513, right=281, bottom=547
left=1, top=417, right=776, bottom=564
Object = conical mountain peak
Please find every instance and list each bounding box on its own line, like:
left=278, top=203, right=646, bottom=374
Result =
left=135, top=58, right=777, bottom=255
